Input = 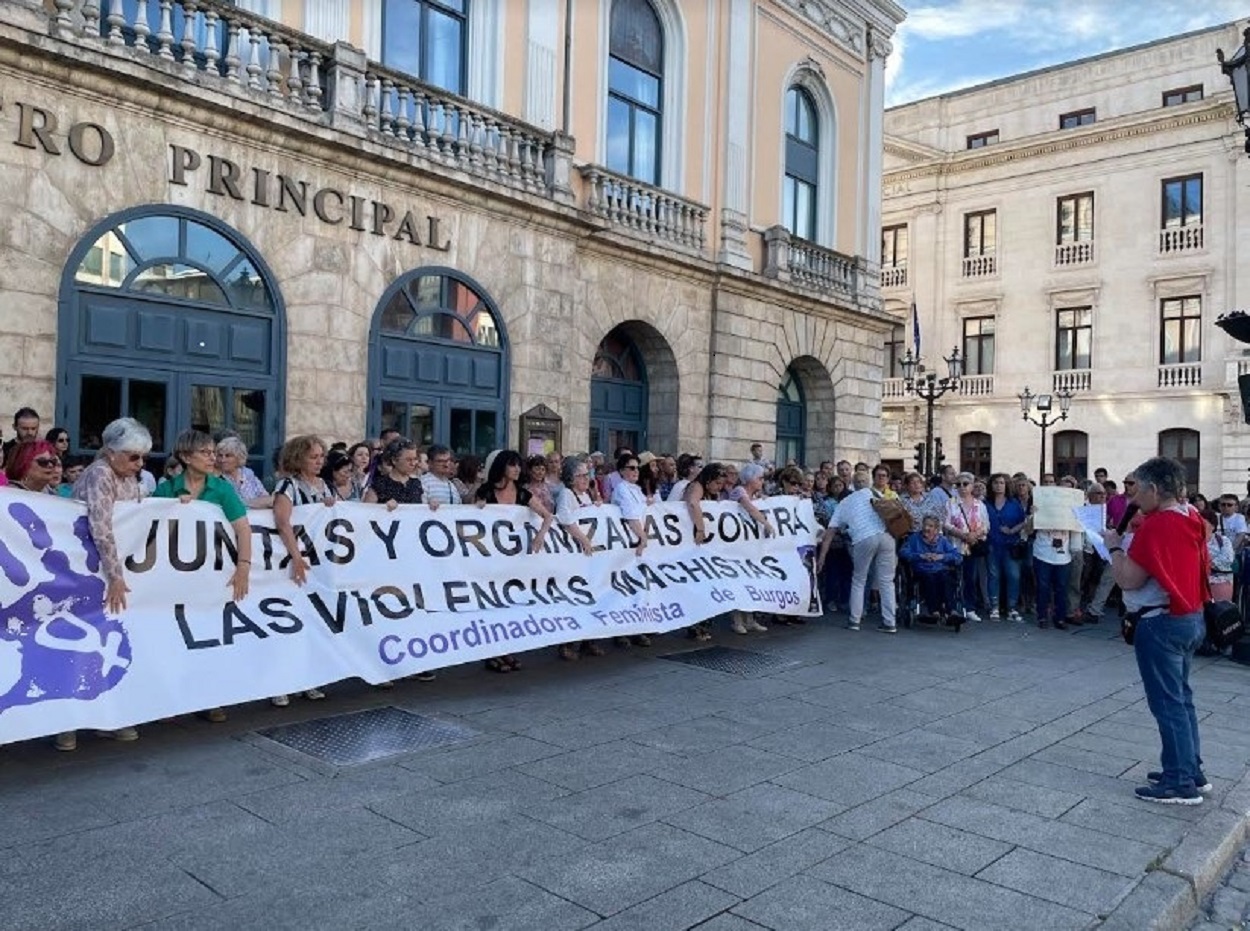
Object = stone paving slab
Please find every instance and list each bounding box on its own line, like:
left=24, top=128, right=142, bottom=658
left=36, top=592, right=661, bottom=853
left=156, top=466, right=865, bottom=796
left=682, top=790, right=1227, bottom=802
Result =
left=2, top=617, right=1250, bottom=930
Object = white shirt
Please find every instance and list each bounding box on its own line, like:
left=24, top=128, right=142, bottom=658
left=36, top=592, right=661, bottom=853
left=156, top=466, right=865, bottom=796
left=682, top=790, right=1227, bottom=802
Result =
left=1032, top=530, right=1073, bottom=565
left=667, top=479, right=691, bottom=503
left=556, top=486, right=593, bottom=525
left=831, top=488, right=886, bottom=543
left=139, top=469, right=157, bottom=497
left=611, top=480, right=648, bottom=521
left=1220, top=511, right=1247, bottom=538
left=420, top=472, right=462, bottom=506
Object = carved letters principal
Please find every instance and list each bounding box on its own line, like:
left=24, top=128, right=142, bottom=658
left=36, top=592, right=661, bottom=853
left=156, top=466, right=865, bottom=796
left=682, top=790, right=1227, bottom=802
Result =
left=9, top=101, right=452, bottom=250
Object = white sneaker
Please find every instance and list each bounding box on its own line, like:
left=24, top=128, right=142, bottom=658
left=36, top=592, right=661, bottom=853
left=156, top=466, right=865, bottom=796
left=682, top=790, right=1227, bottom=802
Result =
left=746, top=618, right=769, bottom=633
left=964, top=610, right=982, bottom=623
left=1008, top=610, right=1023, bottom=623
left=271, top=694, right=290, bottom=707
left=988, top=610, right=1000, bottom=621
left=98, top=727, right=138, bottom=742
left=304, top=688, right=326, bottom=700
left=731, top=617, right=749, bottom=635
left=54, top=731, right=77, bottom=752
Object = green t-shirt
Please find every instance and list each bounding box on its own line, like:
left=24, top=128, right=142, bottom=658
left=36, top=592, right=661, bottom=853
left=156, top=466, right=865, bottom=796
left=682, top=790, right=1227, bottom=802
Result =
left=154, top=472, right=248, bottom=523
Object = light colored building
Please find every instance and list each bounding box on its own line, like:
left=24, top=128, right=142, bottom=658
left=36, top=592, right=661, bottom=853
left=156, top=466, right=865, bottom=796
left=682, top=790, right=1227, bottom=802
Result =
left=0, top=0, right=902, bottom=473
left=880, top=21, right=1250, bottom=495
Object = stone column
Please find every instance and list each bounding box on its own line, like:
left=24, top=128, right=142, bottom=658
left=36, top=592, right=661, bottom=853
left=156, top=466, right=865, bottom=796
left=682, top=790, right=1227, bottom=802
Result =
left=717, top=0, right=753, bottom=270
left=762, top=225, right=792, bottom=282
left=326, top=41, right=367, bottom=130
left=858, top=30, right=890, bottom=263
left=545, top=132, right=576, bottom=205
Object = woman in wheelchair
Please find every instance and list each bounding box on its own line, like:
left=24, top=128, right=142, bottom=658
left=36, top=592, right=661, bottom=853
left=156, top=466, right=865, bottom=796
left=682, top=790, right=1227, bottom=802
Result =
left=901, top=516, right=963, bottom=619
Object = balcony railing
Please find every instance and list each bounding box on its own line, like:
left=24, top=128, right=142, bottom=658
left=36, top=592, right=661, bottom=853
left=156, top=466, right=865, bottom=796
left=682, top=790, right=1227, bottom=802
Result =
left=957, top=374, right=994, bottom=397
left=45, top=1, right=565, bottom=202
left=1053, top=369, right=1091, bottom=392
left=1226, top=358, right=1250, bottom=386
left=883, top=377, right=907, bottom=400
left=1054, top=241, right=1094, bottom=267
left=762, top=227, right=863, bottom=301
left=1158, top=362, right=1202, bottom=388
left=580, top=166, right=708, bottom=253
left=1159, top=224, right=1203, bottom=254
left=880, top=264, right=908, bottom=289
left=961, top=255, right=997, bottom=278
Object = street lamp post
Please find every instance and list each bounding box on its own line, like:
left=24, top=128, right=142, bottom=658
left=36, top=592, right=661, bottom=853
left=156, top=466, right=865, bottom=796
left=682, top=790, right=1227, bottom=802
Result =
left=1018, top=387, right=1074, bottom=478
left=1218, top=26, right=1250, bottom=155
left=900, top=346, right=964, bottom=475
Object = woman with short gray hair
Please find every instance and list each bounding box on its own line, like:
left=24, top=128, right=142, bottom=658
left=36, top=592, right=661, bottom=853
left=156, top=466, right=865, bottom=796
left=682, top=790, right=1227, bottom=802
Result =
left=59, top=417, right=152, bottom=750
left=1104, top=457, right=1209, bottom=805
left=215, top=436, right=271, bottom=508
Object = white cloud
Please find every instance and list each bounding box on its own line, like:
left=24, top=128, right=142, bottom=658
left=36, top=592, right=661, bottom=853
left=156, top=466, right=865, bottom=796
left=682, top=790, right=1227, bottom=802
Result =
left=885, top=1, right=1246, bottom=107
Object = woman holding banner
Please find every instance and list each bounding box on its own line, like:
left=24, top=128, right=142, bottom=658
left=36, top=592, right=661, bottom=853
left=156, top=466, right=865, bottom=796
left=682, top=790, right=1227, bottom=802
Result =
left=155, top=429, right=254, bottom=724
left=271, top=435, right=335, bottom=706
left=476, top=450, right=555, bottom=672
left=58, top=416, right=152, bottom=750
left=554, top=456, right=606, bottom=661
left=684, top=463, right=731, bottom=641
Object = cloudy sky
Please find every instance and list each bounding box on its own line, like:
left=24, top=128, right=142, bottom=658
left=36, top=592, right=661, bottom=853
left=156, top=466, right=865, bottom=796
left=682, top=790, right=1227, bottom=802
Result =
left=885, top=1, right=1248, bottom=107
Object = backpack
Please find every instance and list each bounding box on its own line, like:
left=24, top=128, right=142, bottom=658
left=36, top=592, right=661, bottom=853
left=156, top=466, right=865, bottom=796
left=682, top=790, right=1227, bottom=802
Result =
left=870, top=491, right=913, bottom=540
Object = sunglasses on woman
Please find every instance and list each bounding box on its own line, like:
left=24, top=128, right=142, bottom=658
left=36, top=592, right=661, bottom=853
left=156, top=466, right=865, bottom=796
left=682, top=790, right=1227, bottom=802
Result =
left=33, top=457, right=59, bottom=468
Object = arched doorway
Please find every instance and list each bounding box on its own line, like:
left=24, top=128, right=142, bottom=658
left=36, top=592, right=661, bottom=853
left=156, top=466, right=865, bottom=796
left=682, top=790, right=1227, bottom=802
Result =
left=589, top=322, right=679, bottom=454
left=775, top=368, right=805, bottom=466
left=58, top=207, right=284, bottom=473
left=777, top=356, right=835, bottom=467
left=368, top=268, right=506, bottom=457
left=590, top=328, right=647, bottom=454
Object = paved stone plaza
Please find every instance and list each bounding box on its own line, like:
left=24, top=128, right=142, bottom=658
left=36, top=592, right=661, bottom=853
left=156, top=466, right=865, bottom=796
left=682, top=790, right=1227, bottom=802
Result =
left=3, top=615, right=1250, bottom=931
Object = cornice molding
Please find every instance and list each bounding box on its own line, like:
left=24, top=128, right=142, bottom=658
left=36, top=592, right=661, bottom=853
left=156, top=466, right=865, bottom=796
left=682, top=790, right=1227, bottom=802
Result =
left=771, top=0, right=866, bottom=60
left=883, top=103, right=1237, bottom=185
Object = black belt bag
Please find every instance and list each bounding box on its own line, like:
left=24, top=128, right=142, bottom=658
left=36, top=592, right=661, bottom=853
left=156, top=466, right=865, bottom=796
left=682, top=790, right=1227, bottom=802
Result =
left=1121, top=605, right=1168, bottom=646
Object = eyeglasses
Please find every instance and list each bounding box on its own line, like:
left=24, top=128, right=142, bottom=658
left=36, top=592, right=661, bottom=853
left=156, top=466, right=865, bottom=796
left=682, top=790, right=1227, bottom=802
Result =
left=573, top=471, right=589, bottom=478
left=33, top=457, right=59, bottom=468
left=122, top=452, right=145, bottom=463
left=193, top=447, right=216, bottom=456
left=1221, top=502, right=1238, bottom=508
left=956, top=481, right=972, bottom=487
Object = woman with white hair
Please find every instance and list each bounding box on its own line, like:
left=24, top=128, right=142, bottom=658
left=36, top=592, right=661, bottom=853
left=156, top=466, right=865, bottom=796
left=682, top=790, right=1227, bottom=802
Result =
left=726, top=462, right=776, bottom=634
left=58, top=417, right=152, bottom=750
left=215, top=435, right=271, bottom=508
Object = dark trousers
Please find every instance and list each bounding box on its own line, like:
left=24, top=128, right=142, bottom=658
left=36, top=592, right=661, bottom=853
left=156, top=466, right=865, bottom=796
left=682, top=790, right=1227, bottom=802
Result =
left=914, top=569, right=957, bottom=616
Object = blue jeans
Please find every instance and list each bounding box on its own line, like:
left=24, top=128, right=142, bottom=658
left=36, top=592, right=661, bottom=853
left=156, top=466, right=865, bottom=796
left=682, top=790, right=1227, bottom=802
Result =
left=1134, top=612, right=1205, bottom=791
left=1033, top=558, right=1070, bottom=623
left=987, top=545, right=1021, bottom=612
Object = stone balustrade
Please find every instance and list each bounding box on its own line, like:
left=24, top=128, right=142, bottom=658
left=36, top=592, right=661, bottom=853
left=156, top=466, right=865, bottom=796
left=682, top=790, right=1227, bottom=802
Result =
left=44, top=0, right=566, bottom=202
left=880, top=264, right=907, bottom=288
left=52, top=0, right=332, bottom=111
left=579, top=166, right=708, bottom=253
left=961, top=255, right=997, bottom=278
left=1054, top=241, right=1093, bottom=267
left=1159, top=224, right=1203, bottom=254
left=956, top=374, right=994, bottom=397
left=1052, top=369, right=1091, bottom=392
left=882, top=377, right=907, bottom=400
left=762, top=226, right=863, bottom=301
left=364, top=63, right=556, bottom=197
left=1157, top=362, right=1202, bottom=388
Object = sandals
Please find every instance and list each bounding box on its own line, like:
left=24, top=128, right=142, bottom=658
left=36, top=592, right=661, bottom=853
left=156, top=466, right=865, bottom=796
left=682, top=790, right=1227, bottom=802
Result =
left=504, top=654, right=522, bottom=671
left=484, top=657, right=510, bottom=674
left=558, top=644, right=579, bottom=662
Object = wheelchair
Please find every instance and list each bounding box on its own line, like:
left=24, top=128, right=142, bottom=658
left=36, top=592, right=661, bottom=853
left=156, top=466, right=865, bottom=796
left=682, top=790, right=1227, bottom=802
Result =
left=895, top=556, right=965, bottom=632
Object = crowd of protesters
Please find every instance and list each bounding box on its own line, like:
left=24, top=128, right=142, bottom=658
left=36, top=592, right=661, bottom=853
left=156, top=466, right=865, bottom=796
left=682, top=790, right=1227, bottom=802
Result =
left=0, top=409, right=1230, bottom=805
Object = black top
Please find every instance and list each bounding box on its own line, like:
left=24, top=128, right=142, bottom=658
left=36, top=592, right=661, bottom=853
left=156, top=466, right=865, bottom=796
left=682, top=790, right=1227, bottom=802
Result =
left=371, top=471, right=424, bottom=505
left=476, top=481, right=532, bottom=506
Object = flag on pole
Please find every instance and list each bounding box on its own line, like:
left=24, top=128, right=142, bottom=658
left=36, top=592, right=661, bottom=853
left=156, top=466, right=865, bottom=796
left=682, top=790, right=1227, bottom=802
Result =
left=911, top=302, right=921, bottom=356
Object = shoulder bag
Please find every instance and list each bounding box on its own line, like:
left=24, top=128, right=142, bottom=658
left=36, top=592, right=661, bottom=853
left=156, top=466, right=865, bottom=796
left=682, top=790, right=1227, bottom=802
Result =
left=870, top=490, right=913, bottom=540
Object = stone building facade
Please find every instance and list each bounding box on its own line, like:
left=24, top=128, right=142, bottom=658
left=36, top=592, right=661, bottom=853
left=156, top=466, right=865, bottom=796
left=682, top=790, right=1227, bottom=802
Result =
left=881, top=22, right=1250, bottom=494
left=0, top=0, right=902, bottom=472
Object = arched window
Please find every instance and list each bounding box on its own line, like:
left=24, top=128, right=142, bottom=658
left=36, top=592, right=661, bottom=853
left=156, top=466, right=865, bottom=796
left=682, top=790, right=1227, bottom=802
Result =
left=775, top=369, right=806, bottom=467
left=590, top=327, right=650, bottom=454
left=61, top=208, right=283, bottom=471
left=607, top=0, right=663, bottom=185
left=1053, top=430, right=1089, bottom=481
left=369, top=269, right=506, bottom=456
left=784, top=87, right=819, bottom=242
left=1159, top=428, right=1201, bottom=491
left=382, top=0, right=469, bottom=94
left=959, top=432, right=992, bottom=479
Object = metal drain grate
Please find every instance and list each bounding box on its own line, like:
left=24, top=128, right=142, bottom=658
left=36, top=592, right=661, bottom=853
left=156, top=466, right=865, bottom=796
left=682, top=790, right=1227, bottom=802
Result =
left=658, top=645, right=800, bottom=676
left=256, top=706, right=478, bottom=766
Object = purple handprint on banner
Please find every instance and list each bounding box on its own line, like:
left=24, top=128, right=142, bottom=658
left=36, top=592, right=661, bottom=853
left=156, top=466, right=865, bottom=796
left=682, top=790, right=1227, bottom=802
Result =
left=0, top=501, right=131, bottom=712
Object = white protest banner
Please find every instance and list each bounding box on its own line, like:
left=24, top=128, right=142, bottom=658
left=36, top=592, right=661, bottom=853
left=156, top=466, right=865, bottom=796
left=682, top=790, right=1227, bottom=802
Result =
left=0, top=492, right=819, bottom=745
left=1031, top=486, right=1086, bottom=531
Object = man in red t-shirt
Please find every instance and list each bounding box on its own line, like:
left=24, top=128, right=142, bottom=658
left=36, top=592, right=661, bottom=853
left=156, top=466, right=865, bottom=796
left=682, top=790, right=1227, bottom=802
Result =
left=1104, top=457, right=1207, bottom=806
